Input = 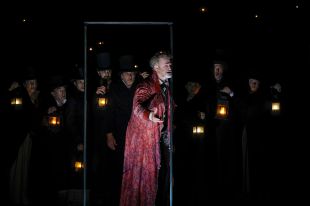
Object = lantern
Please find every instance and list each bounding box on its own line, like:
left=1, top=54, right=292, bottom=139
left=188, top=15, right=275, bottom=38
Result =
left=73, top=150, right=84, bottom=172
left=11, top=97, right=23, bottom=110
left=74, top=161, right=84, bottom=172
left=270, top=88, right=281, bottom=116
left=97, top=95, right=108, bottom=109
left=96, top=78, right=109, bottom=109
left=192, top=113, right=206, bottom=138
left=215, top=99, right=229, bottom=120
left=271, top=100, right=280, bottom=116
left=193, top=125, right=205, bottom=136
left=48, top=115, right=61, bottom=126
left=47, top=113, right=63, bottom=133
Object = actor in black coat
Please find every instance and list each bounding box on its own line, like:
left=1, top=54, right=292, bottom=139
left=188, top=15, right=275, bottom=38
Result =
left=205, top=59, right=240, bottom=200
left=103, top=54, right=140, bottom=206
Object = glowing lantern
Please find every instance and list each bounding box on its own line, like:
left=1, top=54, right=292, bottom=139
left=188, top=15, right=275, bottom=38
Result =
left=74, top=161, right=84, bottom=172
left=97, top=78, right=109, bottom=109
left=270, top=87, right=281, bottom=116
left=97, top=96, right=108, bottom=108
left=47, top=113, right=63, bottom=133
left=11, top=97, right=23, bottom=110
left=271, top=100, right=280, bottom=116
left=10, top=89, right=23, bottom=110
left=192, top=113, right=206, bottom=138
left=215, top=99, right=229, bottom=120
left=48, top=115, right=61, bottom=126
left=193, top=125, right=205, bottom=136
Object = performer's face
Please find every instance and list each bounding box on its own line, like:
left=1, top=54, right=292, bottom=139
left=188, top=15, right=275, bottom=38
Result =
left=121, top=72, right=136, bottom=88
left=74, top=79, right=85, bottom=92
left=98, top=70, right=112, bottom=79
left=249, top=78, right=260, bottom=93
left=24, top=79, right=38, bottom=96
left=185, top=81, right=201, bottom=96
left=51, top=86, right=67, bottom=104
left=154, top=57, right=172, bottom=81
left=213, top=64, right=224, bottom=81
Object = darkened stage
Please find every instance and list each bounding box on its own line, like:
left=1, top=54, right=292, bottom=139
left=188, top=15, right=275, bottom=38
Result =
left=1, top=1, right=308, bottom=205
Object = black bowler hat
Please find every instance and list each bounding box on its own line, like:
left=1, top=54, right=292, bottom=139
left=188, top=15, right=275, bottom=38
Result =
left=96, top=52, right=112, bottom=71
left=118, top=55, right=139, bottom=73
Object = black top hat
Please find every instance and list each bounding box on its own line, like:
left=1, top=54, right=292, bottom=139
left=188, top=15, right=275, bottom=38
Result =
left=96, top=52, right=112, bottom=71
left=21, top=66, right=37, bottom=81
left=118, top=55, right=139, bottom=73
left=247, top=66, right=263, bottom=81
left=211, top=48, right=229, bottom=71
left=71, top=64, right=84, bottom=80
left=47, top=75, right=67, bottom=91
left=186, top=72, right=203, bottom=84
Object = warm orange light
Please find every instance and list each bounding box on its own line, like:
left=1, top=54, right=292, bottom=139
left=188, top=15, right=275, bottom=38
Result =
left=98, top=97, right=108, bottom=107
left=193, top=126, right=204, bottom=134
left=215, top=103, right=229, bottom=120
left=74, top=161, right=84, bottom=171
left=49, top=116, right=61, bottom=126
left=220, top=107, right=226, bottom=115
left=217, top=105, right=227, bottom=116
left=272, top=102, right=280, bottom=111
left=11, top=98, right=23, bottom=105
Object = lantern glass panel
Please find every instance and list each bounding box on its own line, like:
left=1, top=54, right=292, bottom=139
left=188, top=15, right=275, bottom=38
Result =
left=272, top=102, right=280, bottom=111
left=11, top=97, right=23, bottom=105
left=216, top=103, right=229, bottom=119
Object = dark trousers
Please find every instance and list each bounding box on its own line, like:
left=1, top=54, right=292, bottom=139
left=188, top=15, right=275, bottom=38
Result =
left=155, top=140, right=170, bottom=206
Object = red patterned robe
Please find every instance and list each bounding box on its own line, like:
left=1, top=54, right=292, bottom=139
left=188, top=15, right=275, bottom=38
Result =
left=120, top=72, right=173, bottom=206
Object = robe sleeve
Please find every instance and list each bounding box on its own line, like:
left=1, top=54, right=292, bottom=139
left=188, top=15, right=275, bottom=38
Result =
left=132, top=83, right=153, bottom=121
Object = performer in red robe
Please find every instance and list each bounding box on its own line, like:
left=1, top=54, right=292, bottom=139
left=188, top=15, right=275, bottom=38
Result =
left=120, top=51, right=173, bottom=206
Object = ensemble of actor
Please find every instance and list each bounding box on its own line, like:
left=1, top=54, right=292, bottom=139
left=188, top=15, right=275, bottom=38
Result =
left=0, top=49, right=284, bottom=206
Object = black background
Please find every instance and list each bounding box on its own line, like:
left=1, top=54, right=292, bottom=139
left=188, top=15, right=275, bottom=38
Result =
left=1, top=0, right=309, bottom=202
